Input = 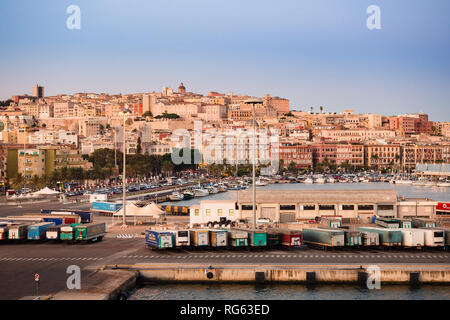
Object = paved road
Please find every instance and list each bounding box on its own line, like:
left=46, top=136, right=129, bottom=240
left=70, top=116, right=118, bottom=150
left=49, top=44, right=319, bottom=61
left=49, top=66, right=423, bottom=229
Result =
left=1, top=237, right=449, bottom=299
left=0, top=201, right=92, bottom=218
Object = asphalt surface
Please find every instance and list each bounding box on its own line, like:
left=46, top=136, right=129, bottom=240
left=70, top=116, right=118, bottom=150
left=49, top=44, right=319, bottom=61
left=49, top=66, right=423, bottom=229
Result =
left=0, top=201, right=449, bottom=300
left=0, top=200, right=92, bottom=218
left=0, top=236, right=449, bottom=300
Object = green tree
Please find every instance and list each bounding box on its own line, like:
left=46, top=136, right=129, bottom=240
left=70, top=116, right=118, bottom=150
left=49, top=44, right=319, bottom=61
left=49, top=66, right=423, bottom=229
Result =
left=136, top=137, right=142, bottom=154
left=142, top=111, right=153, bottom=118
left=10, top=173, right=24, bottom=190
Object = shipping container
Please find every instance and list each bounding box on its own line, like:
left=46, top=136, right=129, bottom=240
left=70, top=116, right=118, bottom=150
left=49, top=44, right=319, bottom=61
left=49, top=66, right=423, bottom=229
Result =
left=46, top=225, right=67, bottom=240
left=412, top=218, right=436, bottom=229
left=209, top=229, right=228, bottom=247
left=266, top=230, right=281, bottom=247
left=420, top=228, right=445, bottom=247
left=358, top=227, right=402, bottom=246
left=73, top=222, right=107, bottom=242
left=344, top=230, right=363, bottom=247
left=27, top=222, right=55, bottom=240
left=375, top=217, right=400, bottom=228
left=42, top=217, right=64, bottom=226
left=0, top=224, right=9, bottom=240
left=228, top=229, right=248, bottom=247
left=146, top=230, right=173, bottom=249
left=233, top=228, right=267, bottom=247
left=267, top=228, right=302, bottom=248
left=41, top=209, right=92, bottom=223
left=170, top=229, right=190, bottom=247
left=22, top=214, right=81, bottom=225
left=442, top=229, right=450, bottom=250
left=60, top=223, right=82, bottom=241
left=6, top=216, right=43, bottom=223
left=399, top=219, right=413, bottom=229
left=189, top=229, right=209, bottom=247
left=302, top=228, right=345, bottom=247
left=92, top=201, right=122, bottom=213
left=360, top=231, right=380, bottom=246
left=8, top=224, right=31, bottom=240
left=392, top=228, right=425, bottom=248
left=320, top=217, right=341, bottom=228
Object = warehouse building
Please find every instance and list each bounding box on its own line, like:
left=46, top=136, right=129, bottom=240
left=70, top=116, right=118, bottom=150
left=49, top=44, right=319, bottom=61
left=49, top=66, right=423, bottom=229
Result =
left=236, top=189, right=397, bottom=224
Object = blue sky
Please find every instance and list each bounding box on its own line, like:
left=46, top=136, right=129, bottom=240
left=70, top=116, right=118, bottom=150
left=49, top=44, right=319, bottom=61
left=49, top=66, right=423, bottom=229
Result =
left=0, top=0, right=449, bottom=121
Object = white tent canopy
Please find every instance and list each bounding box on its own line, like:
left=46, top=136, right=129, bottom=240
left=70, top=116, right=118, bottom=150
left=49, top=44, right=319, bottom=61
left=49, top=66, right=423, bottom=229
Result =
left=113, top=202, right=164, bottom=218
left=33, top=187, right=61, bottom=196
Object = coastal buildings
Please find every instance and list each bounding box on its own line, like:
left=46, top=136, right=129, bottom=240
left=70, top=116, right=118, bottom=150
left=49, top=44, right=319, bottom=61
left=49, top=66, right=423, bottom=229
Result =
left=1, top=82, right=449, bottom=183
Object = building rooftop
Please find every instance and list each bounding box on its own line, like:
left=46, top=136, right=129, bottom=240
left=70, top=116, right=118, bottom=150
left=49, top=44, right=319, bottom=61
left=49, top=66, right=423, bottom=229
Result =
left=236, top=189, right=398, bottom=203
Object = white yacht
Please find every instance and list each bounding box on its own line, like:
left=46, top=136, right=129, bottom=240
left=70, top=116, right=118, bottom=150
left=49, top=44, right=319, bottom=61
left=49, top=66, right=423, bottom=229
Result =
left=303, top=177, right=314, bottom=184
left=169, top=191, right=184, bottom=201
left=194, top=187, right=209, bottom=197
left=206, top=186, right=219, bottom=194
left=255, top=179, right=268, bottom=186
left=437, top=182, right=450, bottom=187
left=316, top=177, right=326, bottom=184
left=327, top=177, right=336, bottom=183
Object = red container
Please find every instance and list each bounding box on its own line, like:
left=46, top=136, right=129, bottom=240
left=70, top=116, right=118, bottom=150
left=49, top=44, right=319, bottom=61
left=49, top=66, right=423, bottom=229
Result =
left=63, top=217, right=78, bottom=224
left=273, top=229, right=302, bottom=247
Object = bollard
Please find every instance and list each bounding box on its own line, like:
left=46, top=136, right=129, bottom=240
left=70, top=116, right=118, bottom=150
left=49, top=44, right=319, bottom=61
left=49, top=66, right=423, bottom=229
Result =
left=306, top=272, right=316, bottom=285
left=357, top=272, right=368, bottom=287
left=255, top=272, right=265, bottom=283
left=410, top=272, right=420, bottom=286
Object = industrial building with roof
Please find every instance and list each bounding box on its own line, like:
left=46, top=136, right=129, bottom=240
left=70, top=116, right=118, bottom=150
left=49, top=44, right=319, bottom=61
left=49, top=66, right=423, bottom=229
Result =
left=189, top=189, right=440, bottom=226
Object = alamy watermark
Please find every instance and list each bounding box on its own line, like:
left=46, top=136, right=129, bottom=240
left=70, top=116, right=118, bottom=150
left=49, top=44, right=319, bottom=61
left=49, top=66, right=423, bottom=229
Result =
left=366, top=265, right=381, bottom=289
left=66, top=5, right=81, bottom=30
left=367, top=5, right=381, bottom=30
left=66, top=265, right=81, bottom=290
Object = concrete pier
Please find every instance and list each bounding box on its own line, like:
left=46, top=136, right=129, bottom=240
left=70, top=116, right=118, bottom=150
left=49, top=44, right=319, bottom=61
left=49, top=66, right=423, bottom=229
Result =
left=51, top=269, right=138, bottom=300
left=117, top=263, right=450, bottom=285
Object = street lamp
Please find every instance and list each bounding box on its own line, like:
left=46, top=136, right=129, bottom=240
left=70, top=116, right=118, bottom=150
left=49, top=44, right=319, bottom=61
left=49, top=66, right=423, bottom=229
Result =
left=119, top=106, right=132, bottom=228
left=244, top=98, right=263, bottom=229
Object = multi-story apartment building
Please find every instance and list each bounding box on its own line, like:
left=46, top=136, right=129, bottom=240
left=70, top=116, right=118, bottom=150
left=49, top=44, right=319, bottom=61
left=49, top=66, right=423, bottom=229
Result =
left=279, top=143, right=313, bottom=168
left=316, top=129, right=396, bottom=142
left=364, top=143, right=401, bottom=168
left=311, top=143, right=355, bottom=166
left=401, top=144, right=444, bottom=169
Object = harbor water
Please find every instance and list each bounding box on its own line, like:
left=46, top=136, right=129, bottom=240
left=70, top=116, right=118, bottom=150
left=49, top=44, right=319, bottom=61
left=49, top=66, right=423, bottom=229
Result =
left=133, top=182, right=450, bottom=300
left=129, top=283, right=450, bottom=300
left=163, top=182, right=450, bottom=206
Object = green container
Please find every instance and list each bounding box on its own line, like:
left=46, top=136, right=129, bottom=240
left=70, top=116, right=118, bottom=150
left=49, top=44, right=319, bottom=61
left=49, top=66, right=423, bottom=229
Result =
left=248, top=230, right=267, bottom=247
left=60, top=232, right=73, bottom=240
left=73, top=223, right=106, bottom=241
left=345, top=231, right=363, bottom=246
left=266, top=231, right=281, bottom=246
left=230, top=238, right=248, bottom=247
left=358, top=227, right=402, bottom=246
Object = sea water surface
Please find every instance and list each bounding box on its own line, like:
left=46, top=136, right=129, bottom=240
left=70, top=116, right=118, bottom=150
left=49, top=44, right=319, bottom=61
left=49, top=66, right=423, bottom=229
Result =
left=129, top=283, right=450, bottom=300
left=163, top=182, right=450, bottom=206
left=132, top=182, right=450, bottom=300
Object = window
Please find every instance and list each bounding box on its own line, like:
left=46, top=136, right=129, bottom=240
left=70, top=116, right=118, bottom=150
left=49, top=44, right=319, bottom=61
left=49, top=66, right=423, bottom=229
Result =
left=342, top=205, right=354, bottom=210
left=303, top=205, right=315, bottom=210
left=242, top=205, right=256, bottom=210
left=229, top=209, right=234, bottom=216
left=217, top=209, right=223, bottom=216
left=194, top=209, right=199, bottom=216
left=378, top=205, right=393, bottom=211
left=358, top=204, right=374, bottom=211
left=280, top=204, right=296, bottom=211
left=206, top=209, right=211, bottom=216
left=178, top=231, right=188, bottom=237
left=319, top=204, right=335, bottom=211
